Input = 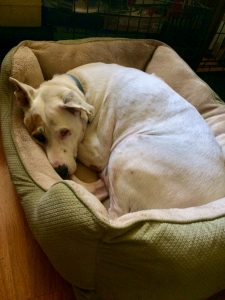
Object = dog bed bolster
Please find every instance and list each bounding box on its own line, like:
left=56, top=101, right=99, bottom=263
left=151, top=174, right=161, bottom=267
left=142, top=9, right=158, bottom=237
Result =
left=1, top=38, right=225, bottom=300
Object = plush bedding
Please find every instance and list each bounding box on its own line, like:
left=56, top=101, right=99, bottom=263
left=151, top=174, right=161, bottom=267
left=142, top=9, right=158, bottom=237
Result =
left=1, top=38, right=225, bottom=300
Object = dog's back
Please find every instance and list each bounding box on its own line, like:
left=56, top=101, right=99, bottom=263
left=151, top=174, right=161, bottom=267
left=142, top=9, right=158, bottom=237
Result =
left=73, top=63, right=225, bottom=218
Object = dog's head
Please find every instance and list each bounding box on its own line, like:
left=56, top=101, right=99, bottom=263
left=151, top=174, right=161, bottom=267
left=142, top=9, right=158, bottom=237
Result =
left=10, top=75, right=95, bottom=178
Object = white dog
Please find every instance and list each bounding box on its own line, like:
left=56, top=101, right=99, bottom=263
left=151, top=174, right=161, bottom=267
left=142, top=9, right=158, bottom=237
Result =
left=10, top=63, right=225, bottom=218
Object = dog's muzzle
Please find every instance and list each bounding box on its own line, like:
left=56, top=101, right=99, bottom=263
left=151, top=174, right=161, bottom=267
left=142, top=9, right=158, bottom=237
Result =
left=54, top=164, right=69, bottom=179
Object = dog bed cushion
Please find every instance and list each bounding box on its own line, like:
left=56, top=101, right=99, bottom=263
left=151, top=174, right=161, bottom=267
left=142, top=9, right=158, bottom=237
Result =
left=1, top=38, right=225, bottom=300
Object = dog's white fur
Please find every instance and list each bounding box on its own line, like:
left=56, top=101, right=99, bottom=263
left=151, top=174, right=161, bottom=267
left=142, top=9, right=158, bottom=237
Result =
left=10, top=63, right=225, bottom=218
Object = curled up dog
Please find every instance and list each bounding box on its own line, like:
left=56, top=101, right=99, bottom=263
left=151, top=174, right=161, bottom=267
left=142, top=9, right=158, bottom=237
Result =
left=10, top=63, right=225, bottom=219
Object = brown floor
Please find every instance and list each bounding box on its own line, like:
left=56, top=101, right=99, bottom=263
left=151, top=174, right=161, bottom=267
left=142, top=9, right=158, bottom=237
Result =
left=0, top=133, right=75, bottom=300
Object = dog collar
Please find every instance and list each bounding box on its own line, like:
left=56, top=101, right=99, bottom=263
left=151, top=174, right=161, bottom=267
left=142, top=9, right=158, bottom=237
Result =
left=67, top=74, right=84, bottom=94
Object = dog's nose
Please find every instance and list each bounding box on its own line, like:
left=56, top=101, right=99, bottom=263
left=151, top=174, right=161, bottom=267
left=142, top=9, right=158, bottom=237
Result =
left=54, top=164, right=69, bottom=179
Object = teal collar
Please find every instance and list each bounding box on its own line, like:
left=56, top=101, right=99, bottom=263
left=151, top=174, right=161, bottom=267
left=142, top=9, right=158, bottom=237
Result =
left=67, top=74, right=84, bottom=94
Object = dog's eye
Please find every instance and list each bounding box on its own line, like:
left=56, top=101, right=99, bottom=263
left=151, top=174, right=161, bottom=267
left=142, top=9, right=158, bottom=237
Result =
left=60, top=128, right=70, bottom=139
left=32, top=132, right=47, bottom=145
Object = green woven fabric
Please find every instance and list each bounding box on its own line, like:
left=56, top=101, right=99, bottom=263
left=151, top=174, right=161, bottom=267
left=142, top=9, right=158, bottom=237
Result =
left=1, top=39, right=225, bottom=300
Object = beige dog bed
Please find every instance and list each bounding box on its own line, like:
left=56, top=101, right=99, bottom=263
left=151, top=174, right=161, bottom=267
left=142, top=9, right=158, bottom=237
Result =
left=1, top=38, right=225, bottom=300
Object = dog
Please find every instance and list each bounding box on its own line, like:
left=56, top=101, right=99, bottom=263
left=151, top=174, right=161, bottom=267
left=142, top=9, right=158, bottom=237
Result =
left=10, top=62, right=225, bottom=218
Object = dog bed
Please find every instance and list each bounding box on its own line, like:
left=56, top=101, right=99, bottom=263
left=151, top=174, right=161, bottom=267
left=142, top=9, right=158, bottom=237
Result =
left=1, top=38, right=225, bottom=300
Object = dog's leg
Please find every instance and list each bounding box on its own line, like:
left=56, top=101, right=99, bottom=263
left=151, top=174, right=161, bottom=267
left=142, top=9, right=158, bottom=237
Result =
left=71, top=175, right=109, bottom=202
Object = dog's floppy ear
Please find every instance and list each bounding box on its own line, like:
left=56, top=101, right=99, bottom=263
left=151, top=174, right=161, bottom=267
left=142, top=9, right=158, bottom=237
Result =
left=9, top=77, right=35, bottom=111
left=63, top=91, right=95, bottom=122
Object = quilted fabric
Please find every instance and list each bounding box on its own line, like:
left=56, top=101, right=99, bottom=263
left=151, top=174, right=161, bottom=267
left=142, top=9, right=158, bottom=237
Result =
left=1, top=38, right=225, bottom=300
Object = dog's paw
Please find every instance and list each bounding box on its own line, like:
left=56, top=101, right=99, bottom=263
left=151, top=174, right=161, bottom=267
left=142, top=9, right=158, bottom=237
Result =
left=71, top=175, right=109, bottom=202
